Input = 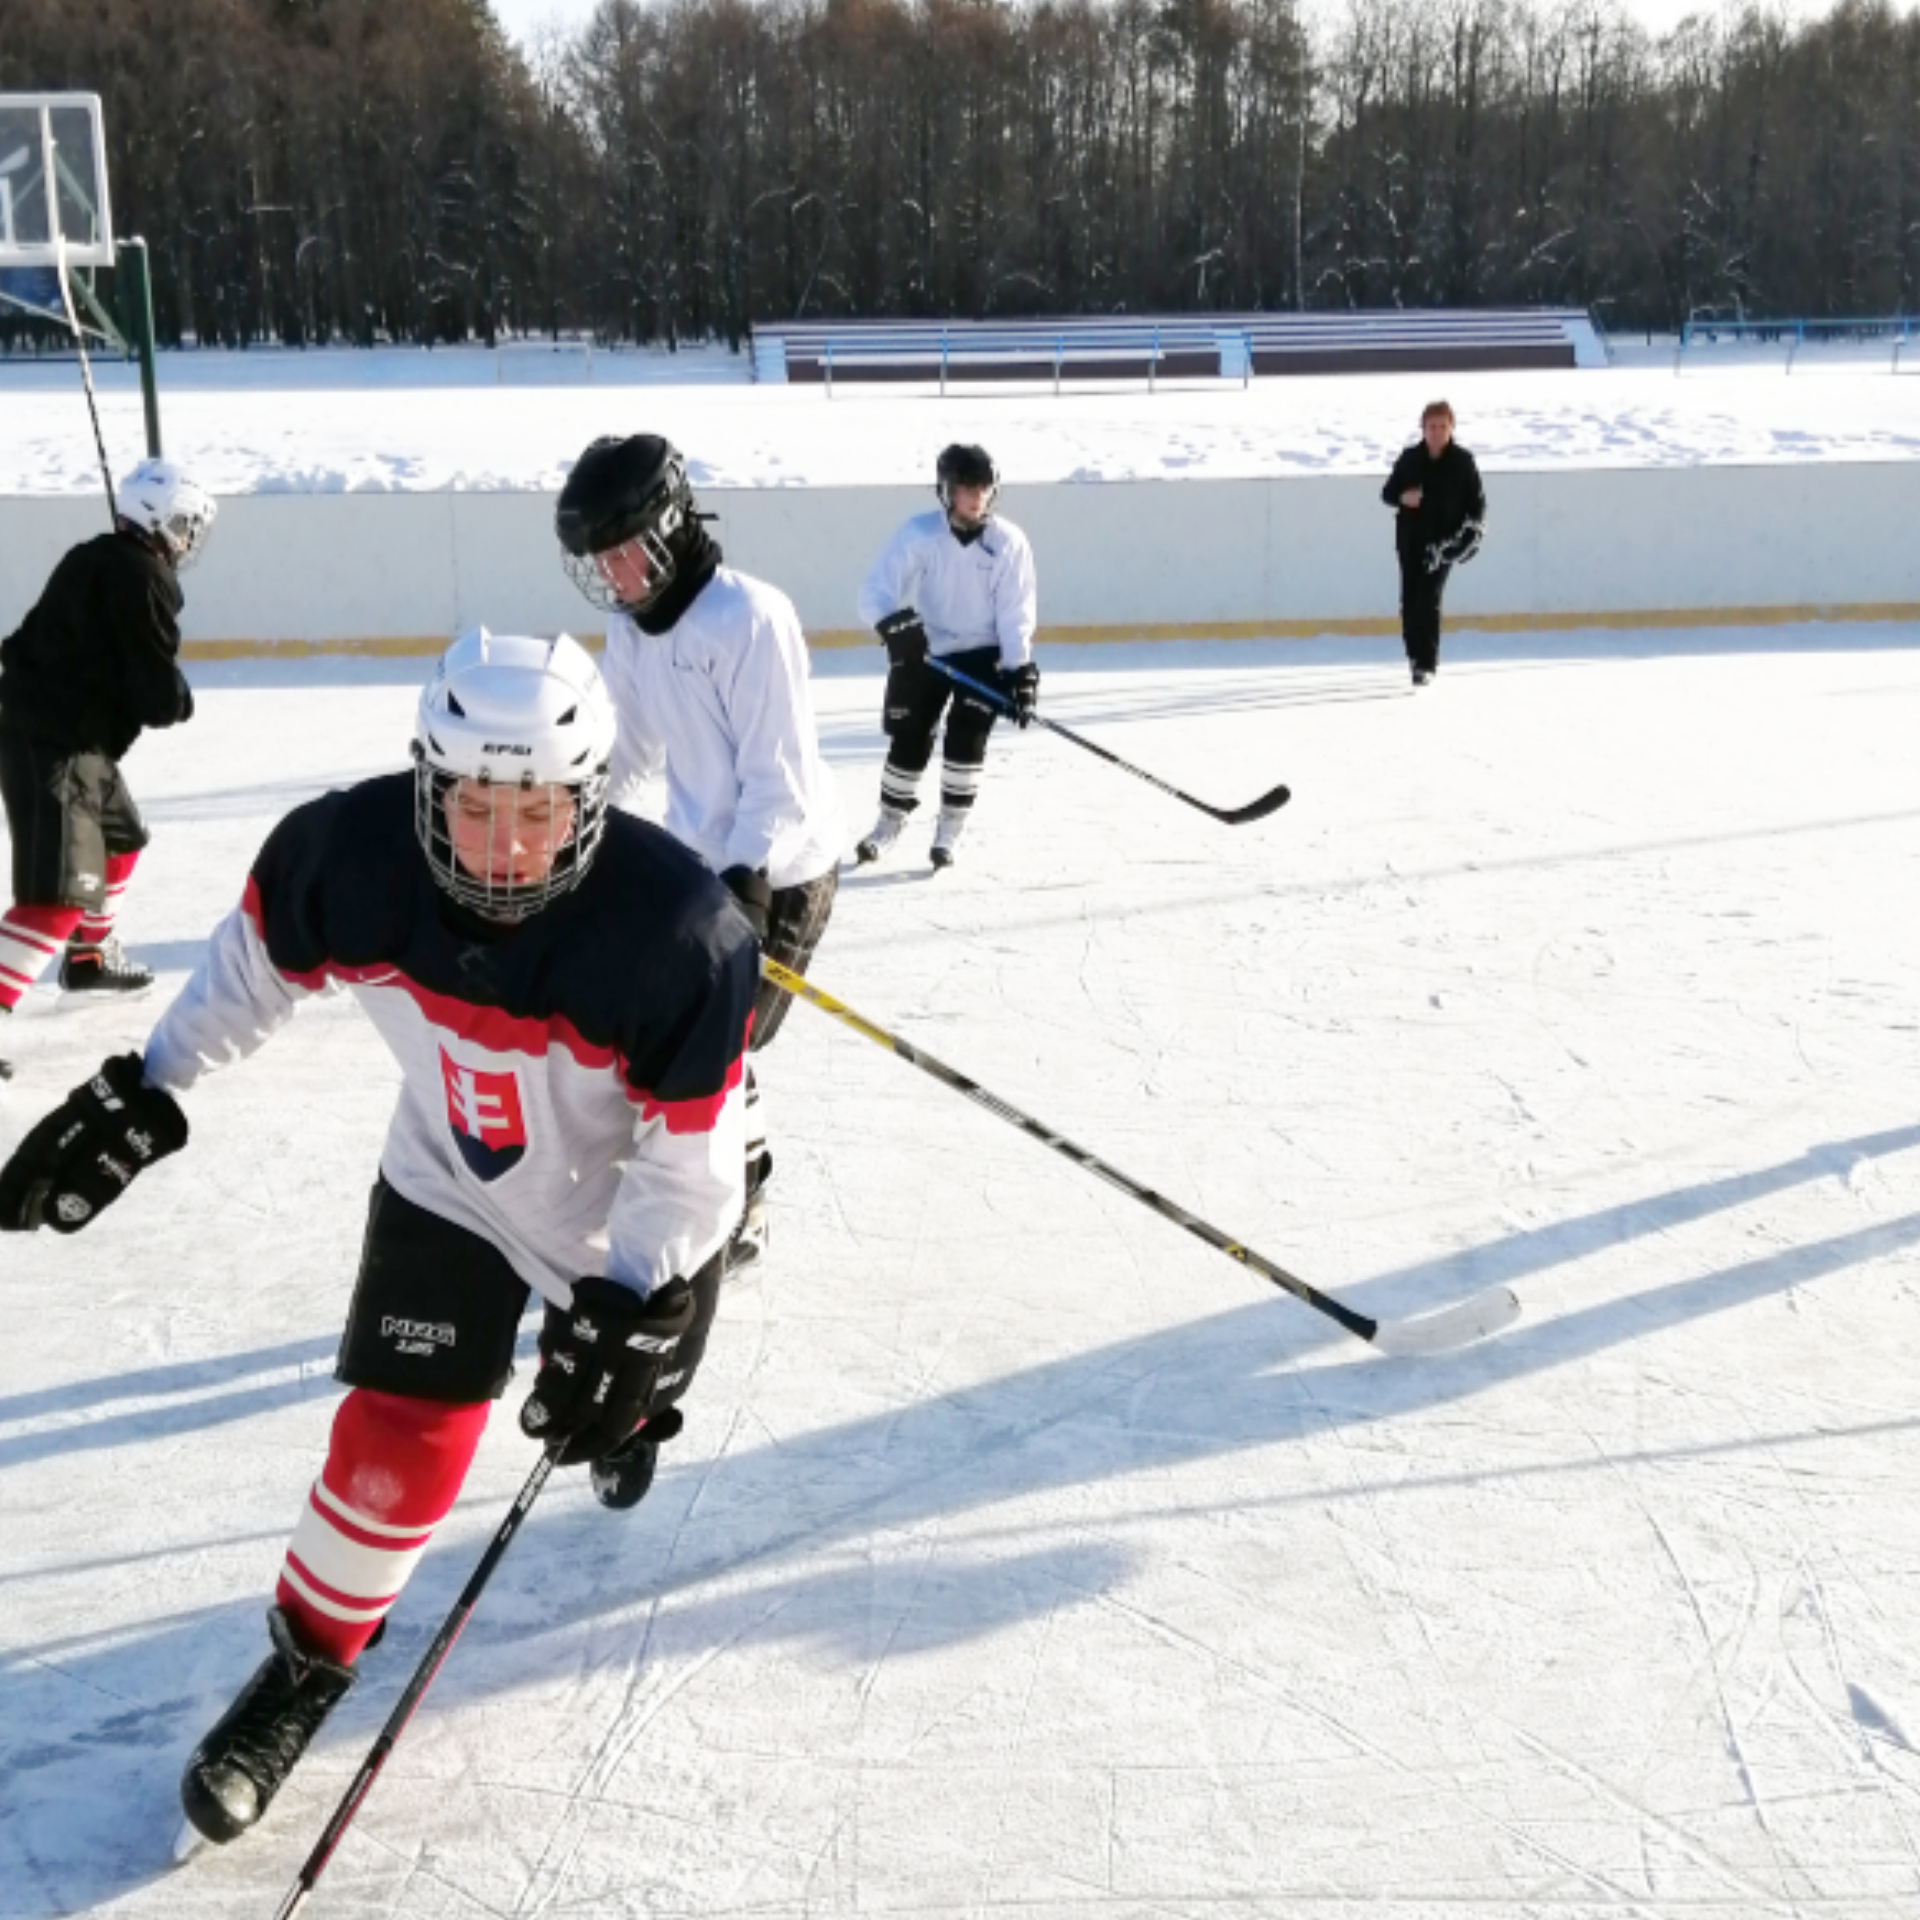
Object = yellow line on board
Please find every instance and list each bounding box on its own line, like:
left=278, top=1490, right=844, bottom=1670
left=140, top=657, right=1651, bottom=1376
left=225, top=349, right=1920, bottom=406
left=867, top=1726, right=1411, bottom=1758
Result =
left=181, top=603, right=1920, bottom=660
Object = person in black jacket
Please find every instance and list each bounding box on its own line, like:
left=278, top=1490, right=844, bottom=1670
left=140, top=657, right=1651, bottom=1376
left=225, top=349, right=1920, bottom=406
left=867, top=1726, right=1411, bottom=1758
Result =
left=0, top=458, right=216, bottom=1077
left=1381, top=401, right=1486, bottom=686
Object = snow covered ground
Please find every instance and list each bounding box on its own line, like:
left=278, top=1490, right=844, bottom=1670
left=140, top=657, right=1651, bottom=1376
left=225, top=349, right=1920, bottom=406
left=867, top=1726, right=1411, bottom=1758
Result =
left=3, top=336, right=1919, bottom=496
left=5, top=626, right=1920, bottom=1917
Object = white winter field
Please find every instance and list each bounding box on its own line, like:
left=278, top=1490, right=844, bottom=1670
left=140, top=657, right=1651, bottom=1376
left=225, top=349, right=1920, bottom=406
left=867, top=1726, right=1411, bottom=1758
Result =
left=2, top=334, right=1919, bottom=495
left=2, top=352, right=1919, bottom=1917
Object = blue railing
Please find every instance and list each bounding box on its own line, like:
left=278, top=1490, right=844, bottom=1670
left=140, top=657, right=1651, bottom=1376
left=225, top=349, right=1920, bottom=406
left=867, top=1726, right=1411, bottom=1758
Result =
left=1677, top=315, right=1916, bottom=373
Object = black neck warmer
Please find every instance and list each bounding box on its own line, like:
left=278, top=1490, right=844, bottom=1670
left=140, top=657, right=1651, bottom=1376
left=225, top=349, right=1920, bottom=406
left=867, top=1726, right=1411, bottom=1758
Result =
left=635, top=521, right=723, bottom=634
left=950, top=519, right=986, bottom=548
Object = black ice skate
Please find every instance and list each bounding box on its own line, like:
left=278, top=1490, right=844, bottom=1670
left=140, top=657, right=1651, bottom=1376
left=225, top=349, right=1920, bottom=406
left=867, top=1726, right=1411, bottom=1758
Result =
left=60, top=937, right=155, bottom=997
left=591, top=1408, right=683, bottom=1510
left=179, top=1607, right=357, bottom=1846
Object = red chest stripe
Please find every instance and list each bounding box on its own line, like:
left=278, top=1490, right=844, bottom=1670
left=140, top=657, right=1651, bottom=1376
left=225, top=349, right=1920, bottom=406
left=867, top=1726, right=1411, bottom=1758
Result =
left=242, top=878, right=745, bottom=1134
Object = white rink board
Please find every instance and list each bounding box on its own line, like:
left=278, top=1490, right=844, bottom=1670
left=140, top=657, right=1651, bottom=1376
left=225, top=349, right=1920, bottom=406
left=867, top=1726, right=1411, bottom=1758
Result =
left=3, top=463, right=1918, bottom=646
left=3, top=628, right=1920, bottom=1917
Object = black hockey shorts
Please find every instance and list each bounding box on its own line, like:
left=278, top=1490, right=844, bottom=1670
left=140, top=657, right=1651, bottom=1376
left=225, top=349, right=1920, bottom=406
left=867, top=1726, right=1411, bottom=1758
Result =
left=336, top=1179, right=533, bottom=1402
left=337, top=1177, right=729, bottom=1413
left=750, top=865, right=839, bottom=1050
left=0, top=726, right=151, bottom=913
left=882, top=644, right=1003, bottom=773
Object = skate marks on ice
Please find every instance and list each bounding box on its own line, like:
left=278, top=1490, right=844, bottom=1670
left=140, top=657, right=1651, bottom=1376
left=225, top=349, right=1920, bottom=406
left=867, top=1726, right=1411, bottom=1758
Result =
left=8, top=1125, right=1920, bottom=1912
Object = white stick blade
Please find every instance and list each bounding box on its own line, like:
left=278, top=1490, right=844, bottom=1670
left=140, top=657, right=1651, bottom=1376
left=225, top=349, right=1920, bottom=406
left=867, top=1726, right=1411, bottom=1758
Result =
left=172, top=1817, right=210, bottom=1866
left=1368, top=1286, right=1521, bottom=1358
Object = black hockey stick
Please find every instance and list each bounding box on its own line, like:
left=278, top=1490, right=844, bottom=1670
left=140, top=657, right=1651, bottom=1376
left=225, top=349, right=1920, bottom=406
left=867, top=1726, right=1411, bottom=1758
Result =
left=52, top=236, right=118, bottom=528
left=264, top=1442, right=565, bottom=1920
left=766, top=958, right=1517, bottom=1357
left=927, top=657, right=1291, bottom=826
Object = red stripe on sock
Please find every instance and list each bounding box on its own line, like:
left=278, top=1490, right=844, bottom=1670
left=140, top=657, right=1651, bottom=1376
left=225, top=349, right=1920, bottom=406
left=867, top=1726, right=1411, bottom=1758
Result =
left=276, top=1389, right=491, bottom=1665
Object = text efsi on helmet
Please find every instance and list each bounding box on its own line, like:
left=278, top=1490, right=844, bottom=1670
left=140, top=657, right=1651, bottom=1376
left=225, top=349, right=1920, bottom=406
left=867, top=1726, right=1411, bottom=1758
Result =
left=117, top=458, right=218, bottom=569
left=555, top=434, right=696, bottom=615
left=412, top=629, right=618, bottom=922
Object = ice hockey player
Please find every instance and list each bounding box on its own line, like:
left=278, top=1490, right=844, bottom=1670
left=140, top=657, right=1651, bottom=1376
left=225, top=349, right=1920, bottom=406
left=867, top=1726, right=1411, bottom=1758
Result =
left=854, top=443, right=1038, bottom=870
left=1381, top=400, right=1486, bottom=686
left=0, top=458, right=216, bottom=1078
left=556, top=433, right=843, bottom=1272
left=0, top=631, right=757, bottom=1850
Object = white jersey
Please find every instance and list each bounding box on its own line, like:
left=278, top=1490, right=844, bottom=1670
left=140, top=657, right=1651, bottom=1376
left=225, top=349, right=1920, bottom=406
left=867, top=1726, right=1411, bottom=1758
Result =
left=857, top=511, right=1037, bottom=668
left=602, top=567, right=844, bottom=889
left=141, top=776, right=757, bottom=1308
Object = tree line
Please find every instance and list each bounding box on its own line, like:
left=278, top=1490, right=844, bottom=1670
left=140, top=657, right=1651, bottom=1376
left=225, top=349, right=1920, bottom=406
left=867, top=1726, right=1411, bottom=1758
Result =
left=4, top=0, right=1918, bottom=349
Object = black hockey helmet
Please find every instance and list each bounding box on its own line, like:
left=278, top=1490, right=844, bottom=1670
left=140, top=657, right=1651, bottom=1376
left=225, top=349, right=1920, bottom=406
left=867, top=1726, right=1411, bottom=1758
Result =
left=936, top=443, right=998, bottom=529
left=555, top=434, right=696, bottom=614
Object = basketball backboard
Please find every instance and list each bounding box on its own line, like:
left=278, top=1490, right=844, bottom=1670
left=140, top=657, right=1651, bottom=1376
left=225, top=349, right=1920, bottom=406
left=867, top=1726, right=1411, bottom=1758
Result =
left=0, top=93, right=114, bottom=269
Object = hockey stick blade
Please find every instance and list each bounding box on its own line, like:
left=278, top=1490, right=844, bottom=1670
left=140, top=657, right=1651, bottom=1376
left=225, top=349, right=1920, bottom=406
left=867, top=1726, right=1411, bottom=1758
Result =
left=1212, top=783, right=1291, bottom=827
left=1366, top=1285, right=1521, bottom=1358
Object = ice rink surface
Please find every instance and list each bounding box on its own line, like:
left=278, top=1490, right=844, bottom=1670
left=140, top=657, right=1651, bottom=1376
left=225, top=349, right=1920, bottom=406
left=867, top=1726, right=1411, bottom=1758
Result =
left=4, top=627, right=1920, bottom=1917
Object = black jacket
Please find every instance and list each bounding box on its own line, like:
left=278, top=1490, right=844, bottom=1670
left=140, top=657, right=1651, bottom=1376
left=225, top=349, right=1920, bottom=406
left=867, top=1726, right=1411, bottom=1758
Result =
left=1382, top=441, right=1486, bottom=566
left=0, top=529, right=192, bottom=759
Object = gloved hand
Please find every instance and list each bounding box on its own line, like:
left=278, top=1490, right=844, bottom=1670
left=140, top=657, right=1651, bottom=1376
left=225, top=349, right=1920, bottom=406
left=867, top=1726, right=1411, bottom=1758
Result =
left=720, top=865, right=771, bottom=941
left=999, top=661, right=1040, bottom=728
left=1426, top=521, right=1484, bottom=573
left=876, top=608, right=930, bottom=668
left=0, top=1052, right=189, bottom=1233
left=521, top=1276, right=700, bottom=1466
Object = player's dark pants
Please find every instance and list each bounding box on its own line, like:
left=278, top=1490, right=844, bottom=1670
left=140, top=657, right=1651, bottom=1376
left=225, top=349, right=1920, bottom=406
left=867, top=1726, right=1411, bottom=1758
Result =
left=0, top=725, right=150, bottom=912
left=336, top=1177, right=724, bottom=1407
left=749, top=866, right=838, bottom=1052
left=272, top=1178, right=728, bottom=1666
left=1397, top=556, right=1453, bottom=677
left=878, top=644, right=1003, bottom=819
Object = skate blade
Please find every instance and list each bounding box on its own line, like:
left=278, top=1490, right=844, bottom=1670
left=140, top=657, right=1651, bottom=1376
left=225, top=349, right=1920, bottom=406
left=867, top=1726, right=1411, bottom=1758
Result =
left=54, top=985, right=157, bottom=1011
left=172, top=1817, right=212, bottom=1866
left=1368, top=1285, right=1520, bottom=1358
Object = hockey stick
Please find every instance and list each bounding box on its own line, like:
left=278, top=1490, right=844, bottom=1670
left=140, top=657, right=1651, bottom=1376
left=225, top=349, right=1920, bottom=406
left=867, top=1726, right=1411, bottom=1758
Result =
left=927, top=657, right=1291, bottom=826
left=52, top=234, right=117, bottom=528
left=766, top=958, right=1518, bottom=1357
left=262, top=1442, right=565, bottom=1920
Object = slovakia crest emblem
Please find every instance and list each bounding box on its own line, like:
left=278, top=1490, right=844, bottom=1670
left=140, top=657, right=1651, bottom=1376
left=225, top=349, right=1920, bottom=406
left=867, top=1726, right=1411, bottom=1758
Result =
left=440, top=1048, right=527, bottom=1181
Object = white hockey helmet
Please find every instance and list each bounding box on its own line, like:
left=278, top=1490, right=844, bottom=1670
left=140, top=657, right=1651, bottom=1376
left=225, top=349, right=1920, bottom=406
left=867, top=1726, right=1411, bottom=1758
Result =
left=117, top=458, right=217, bottom=569
left=412, top=629, right=618, bottom=922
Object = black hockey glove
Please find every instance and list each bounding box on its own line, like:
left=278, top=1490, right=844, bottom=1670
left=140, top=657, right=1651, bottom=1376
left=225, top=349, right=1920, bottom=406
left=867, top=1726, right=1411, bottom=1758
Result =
left=876, top=608, right=930, bottom=668
left=998, top=661, right=1041, bottom=728
left=0, top=1052, right=188, bottom=1234
left=720, top=865, right=772, bottom=942
left=521, top=1276, right=699, bottom=1466
left=1426, top=520, right=1484, bottom=573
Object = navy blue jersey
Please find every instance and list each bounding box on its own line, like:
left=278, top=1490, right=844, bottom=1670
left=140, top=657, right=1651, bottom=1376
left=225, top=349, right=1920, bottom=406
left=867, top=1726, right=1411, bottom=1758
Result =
left=146, top=773, right=759, bottom=1302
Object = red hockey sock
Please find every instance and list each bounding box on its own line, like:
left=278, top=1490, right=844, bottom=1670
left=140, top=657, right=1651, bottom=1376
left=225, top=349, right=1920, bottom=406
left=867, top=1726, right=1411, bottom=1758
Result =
left=276, top=1388, right=492, bottom=1666
left=0, top=905, right=84, bottom=1011
left=72, top=851, right=141, bottom=951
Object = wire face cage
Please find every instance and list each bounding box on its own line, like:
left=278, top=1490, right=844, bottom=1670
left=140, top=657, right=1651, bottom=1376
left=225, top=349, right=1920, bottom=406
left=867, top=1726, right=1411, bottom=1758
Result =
left=0, top=94, right=114, bottom=272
